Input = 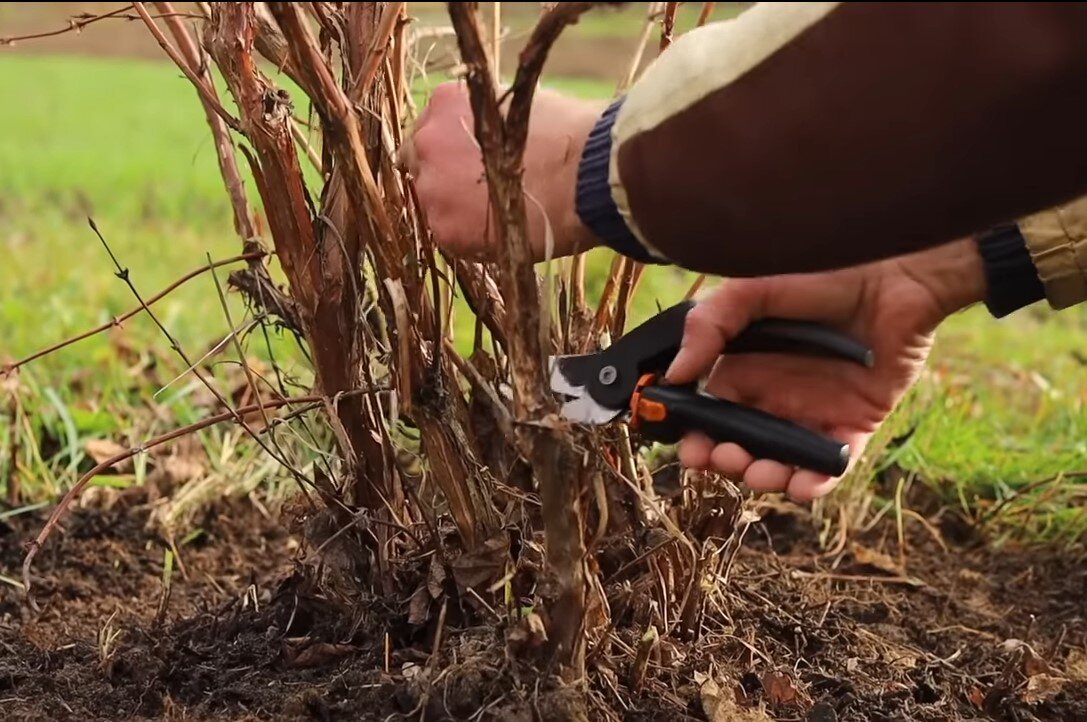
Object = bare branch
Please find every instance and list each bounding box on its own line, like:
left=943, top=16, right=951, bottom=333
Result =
left=2, top=251, right=264, bottom=376
left=133, top=3, right=243, bottom=132
left=0, top=4, right=201, bottom=46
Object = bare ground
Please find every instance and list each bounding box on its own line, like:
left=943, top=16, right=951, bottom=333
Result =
left=2, top=485, right=1085, bottom=722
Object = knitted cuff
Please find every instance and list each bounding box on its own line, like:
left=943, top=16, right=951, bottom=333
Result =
left=575, top=98, right=662, bottom=264
left=976, top=224, right=1047, bottom=318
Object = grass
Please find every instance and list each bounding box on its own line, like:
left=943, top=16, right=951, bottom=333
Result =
left=2, top=50, right=1085, bottom=542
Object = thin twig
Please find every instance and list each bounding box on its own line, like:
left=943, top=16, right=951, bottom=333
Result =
left=0, top=5, right=201, bottom=46
left=87, top=219, right=310, bottom=490
left=659, top=2, right=678, bottom=52
left=133, top=3, right=242, bottom=132
left=207, top=253, right=272, bottom=433
left=697, top=2, right=716, bottom=27
left=491, top=2, right=501, bottom=80
left=683, top=274, right=707, bottom=301
left=1, top=251, right=264, bottom=376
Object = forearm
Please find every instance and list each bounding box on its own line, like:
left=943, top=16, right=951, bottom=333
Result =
left=577, top=2, right=1087, bottom=277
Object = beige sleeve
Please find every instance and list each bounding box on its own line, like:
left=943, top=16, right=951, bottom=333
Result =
left=1019, top=198, right=1087, bottom=310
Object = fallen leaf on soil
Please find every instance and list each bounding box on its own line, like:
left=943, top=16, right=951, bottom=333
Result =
left=1022, top=674, right=1067, bottom=703
left=699, top=676, right=773, bottom=722
left=967, top=686, right=986, bottom=708
left=286, top=642, right=358, bottom=668
left=852, top=544, right=904, bottom=577
left=408, top=585, right=430, bottom=626
left=450, top=532, right=508, bottom=591
left=1065, top=649, right=1087, bottom=681
left=84, top=439, right=133, bottom=472
left=1004, top=641, right=1059, bottom=677
left=78, top=485, right=123, bottom=511
left=428, top=555, right=447, bottom=598
left=761, top=670, right=800, bottom=705
left=507, top=612, right=548, bottom=652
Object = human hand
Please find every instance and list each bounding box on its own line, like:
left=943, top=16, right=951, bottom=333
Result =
left=667, top=239, right=988, bottom=503
left=400, top=81, right=604, bottom=262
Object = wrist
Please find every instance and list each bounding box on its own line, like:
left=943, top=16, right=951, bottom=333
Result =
left=904, top=238, right=988, bottom=320
left=562, top=103, right=606, bottom=256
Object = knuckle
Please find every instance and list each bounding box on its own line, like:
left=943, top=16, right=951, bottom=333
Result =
left=683, top=307, right=719, bottom=342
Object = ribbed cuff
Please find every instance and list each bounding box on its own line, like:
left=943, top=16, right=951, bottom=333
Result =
left=575, top=98, right=662, bottom=264
left=976, top=224, right=1047, bottom=318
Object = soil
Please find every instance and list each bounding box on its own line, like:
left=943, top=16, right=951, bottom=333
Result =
left=2, top=490, right=1086, bottom=722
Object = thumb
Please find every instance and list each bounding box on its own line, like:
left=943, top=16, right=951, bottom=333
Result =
left=666, top=279, right=768, bottom=385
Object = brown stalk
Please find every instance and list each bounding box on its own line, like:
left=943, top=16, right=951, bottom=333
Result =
left=132, top=3, right=242, bottom=132
left=208, top=4, right=388, bottom=510
left=448, top=0, right=606, bottom=675
left=349, top=2, right=406, bottom=102
left=697, top=2, right=717, bottom=26
left=146, top=4, right=298, bottom=324
left=151, top=3, right=261, bottom=248
left=659, top=1, right=678, bottom=51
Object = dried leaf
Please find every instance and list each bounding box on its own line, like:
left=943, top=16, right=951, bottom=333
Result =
left=84, top=439, right=133, bottom=472
left=507, top=612, right=548, bottom=652
left=967, top=686, right=986, bottom=708
left=428, top=555, right=447, bottom=598
left=286, top=642, right=357, bottom=668
left=450, top=533, right=508, bottom=591
left=1065, top=649, right=1087, bottom=681
left=761, top=670, right=799, bottom=706
left=408, top=585, right=430, bottom=626
left=1020, top=646, right=1058, bottom=678
left=1022, top=674, right=1067, bottom=703
left=851, top=544, right=904, bottom=577
left=699, top=676, right=773, bottom=722
left=160, top=453, right=207, bottom=485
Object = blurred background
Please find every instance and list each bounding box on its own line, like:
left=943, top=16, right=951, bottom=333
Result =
left=1, top=2, right=1085, bottom=540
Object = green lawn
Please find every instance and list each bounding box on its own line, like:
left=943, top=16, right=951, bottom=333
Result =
left=2, top=52, right=1085, bottom=541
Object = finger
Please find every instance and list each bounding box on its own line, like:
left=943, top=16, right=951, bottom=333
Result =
left=784, top=469, right=838, bottom=503
left=785, top=430, right=871, bottom=503
left=709, top=442, right=753, bottom=478
left=397, top=134, right=419, bottom=176
left=743, top=459, right=794, bottom=493
left=678, top=433, right=714, bottom=469
left=707, top=356, right=878, bottom=431
left=666, top=280, right=766, bottom=385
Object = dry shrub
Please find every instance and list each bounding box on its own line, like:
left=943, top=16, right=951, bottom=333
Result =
left=37, top=0, right=749, bottom=690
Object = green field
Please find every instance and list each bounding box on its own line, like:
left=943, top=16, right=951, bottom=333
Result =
left=2, top=52, right=1085, bottom=541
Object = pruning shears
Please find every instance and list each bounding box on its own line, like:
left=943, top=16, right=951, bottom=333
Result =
left=548, top=300, right=875, bottom=477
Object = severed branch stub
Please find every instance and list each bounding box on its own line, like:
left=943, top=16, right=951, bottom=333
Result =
left=447, top=0, right=621, bottom=678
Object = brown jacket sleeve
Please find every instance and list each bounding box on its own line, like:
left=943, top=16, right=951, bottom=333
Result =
left=590, top=2, right=1087, bottom=282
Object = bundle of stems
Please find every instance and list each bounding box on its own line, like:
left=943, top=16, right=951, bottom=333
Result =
left=20, top=1, right=741, bottom=687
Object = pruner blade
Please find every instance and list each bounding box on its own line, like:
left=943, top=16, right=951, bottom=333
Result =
left=548, top=355, right=623, bottom=425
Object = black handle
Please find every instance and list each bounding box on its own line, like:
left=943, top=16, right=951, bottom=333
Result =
left=635, top=384, right=850, bottom=477
left=730, top=318, right=874, bottom=368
